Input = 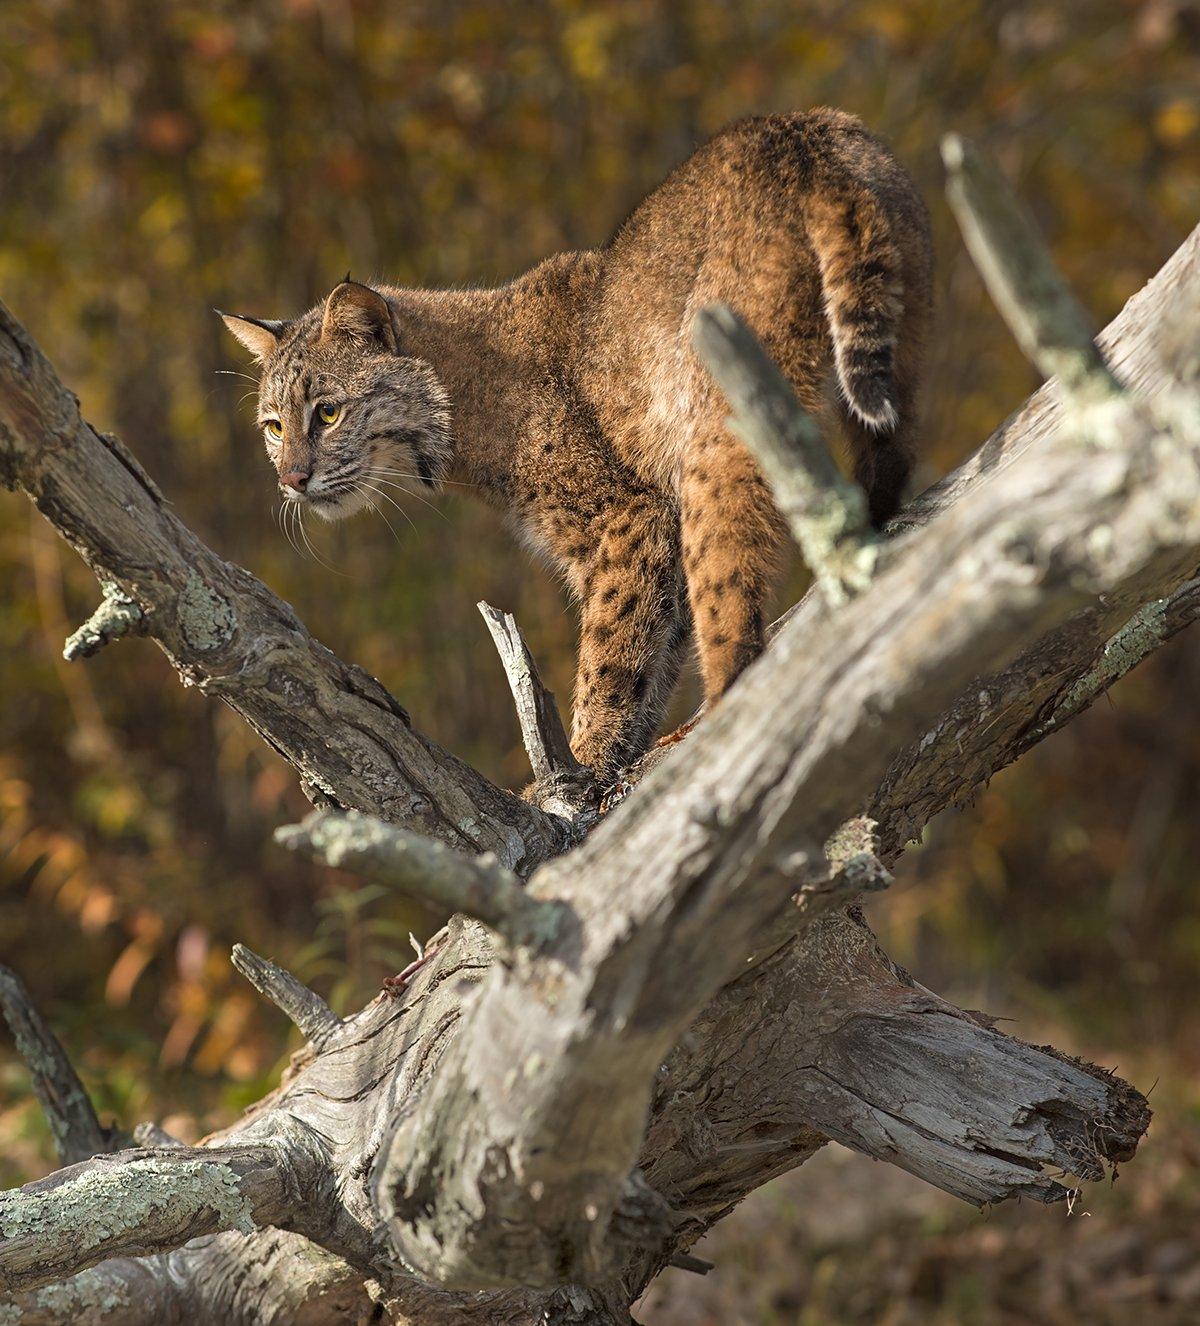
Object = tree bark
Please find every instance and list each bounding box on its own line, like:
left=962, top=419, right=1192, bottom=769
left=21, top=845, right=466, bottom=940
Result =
left=1, top=145, right=1197, bottom=1319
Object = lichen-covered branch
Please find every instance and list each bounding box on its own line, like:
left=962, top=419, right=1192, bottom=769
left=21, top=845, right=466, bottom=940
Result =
left=0, top=1125, right=332, bottom=1296
left=62, top=585, right=145, bottom=661
left=942, top=134, right=1119, bottom=397
left=692, top=302, right=877, bottom=602
left=276, top=809, right=571, bottom=949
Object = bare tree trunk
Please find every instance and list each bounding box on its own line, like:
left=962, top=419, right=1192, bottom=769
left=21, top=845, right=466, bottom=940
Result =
left=0, top=141, right=1197, bottom=1323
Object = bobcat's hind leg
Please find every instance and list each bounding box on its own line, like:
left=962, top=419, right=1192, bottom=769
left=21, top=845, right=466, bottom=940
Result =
left=569, top=494, right=689, bottom=781
left=680, top=432, right=787, bottom=708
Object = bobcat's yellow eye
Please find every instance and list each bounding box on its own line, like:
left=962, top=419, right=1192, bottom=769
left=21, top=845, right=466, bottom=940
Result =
left=317, top=401, right=342, bottom=426
left=264, top=419, right=283, bottom=440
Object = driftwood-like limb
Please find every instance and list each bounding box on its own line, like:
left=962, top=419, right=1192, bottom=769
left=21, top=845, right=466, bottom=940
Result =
left=0, top=212, right=1197, bottom=1321
left=0, top=1122, right=333, bottom=1296
left=62, top=585, right=145, bottom=661
left=230, top=945, right=342, bottom=1048
left=0, top=966, right=118, bottom=1166
left=942, top=134, right=1119, bottom=397
left=693, top=302, right=877, bottom=603
left=276, top=809, right=572, bottom=949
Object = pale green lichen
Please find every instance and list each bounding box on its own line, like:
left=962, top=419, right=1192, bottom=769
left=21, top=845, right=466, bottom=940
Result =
left=0, top=1274, right=131, bottom=1323
left=1035, top=597, right=1169, bottom=737
left=177, top=572, right=235, bottom=652
left=63, top=584, right=144, bottom=661
left=0, top=1156, right=256, bottom=1255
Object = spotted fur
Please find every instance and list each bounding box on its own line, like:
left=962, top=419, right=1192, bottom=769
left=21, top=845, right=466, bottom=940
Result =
left=223, top=109, right=932, bottom=780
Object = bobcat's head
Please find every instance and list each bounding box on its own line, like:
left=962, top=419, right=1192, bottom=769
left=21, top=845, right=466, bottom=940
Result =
left=220, top=280, right=451, bottom=521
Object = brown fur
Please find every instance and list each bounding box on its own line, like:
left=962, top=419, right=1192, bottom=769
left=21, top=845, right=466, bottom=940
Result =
left=223, top=109, right=932, bottom=781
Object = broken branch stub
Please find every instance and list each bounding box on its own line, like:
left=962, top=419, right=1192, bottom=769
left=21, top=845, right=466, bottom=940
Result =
left=62, top=584, right=145, bottom=661
left=276, top=809, right=572, bottom=950
left=692, top=301, right=877, bottom=603
left=942, top=133, right=1119, bottom=398
left=478, top=601, right=597, bottom=821
left=230, top=944, right=342, bottom=1047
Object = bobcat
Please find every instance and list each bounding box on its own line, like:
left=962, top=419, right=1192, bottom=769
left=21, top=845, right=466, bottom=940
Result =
left=222, top=109, right=932, bottom=782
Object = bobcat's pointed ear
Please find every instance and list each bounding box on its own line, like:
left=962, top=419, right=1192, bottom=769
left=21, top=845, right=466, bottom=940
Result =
left=320, top=280, right=397, bottom=351
left=217, top=311, right=288, bottom=362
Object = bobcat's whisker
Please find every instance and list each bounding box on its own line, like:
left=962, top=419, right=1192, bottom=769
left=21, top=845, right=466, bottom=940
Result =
left=365, top=498, right=403, bottom=547
left=279, top=501, right=305, bottom=561
left=366, top=465, right=477, bottom=489
left=363, top=472, right=447, bottom=521
left=358, top=481, right=419, bottom=537
left=296, top=505, right=348, bottom=576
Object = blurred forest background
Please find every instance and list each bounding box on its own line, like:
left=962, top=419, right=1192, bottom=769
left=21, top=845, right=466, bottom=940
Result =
left=1, top=1, right=1199, bottom=1321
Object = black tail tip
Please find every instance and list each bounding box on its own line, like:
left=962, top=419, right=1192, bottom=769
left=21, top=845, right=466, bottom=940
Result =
left=845, top=374, right=899, bottom=432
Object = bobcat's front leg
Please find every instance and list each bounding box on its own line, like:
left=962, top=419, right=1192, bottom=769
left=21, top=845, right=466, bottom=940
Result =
left=570, top=495, right=688, bottom=782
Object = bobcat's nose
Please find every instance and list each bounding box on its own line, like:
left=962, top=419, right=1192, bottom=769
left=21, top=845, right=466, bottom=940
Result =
left=279, top=467, right=312, bottom=493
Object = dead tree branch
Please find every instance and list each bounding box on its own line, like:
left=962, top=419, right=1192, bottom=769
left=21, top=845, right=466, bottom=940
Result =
left=62, top=584, right=145, bottom=661
left=477, top=601, right=595, bottom=818
left=0, top=144, right=1197, bottom=1319
left=942, top=134, right=1119, bottom=396
left=373, top=259, right=1200, bottom=1287
left=230, top=945, right=343, bottom=1048
left=277, top=809, right=571, bottom=949
left=0, top=1121, right=335, bottom=1296
left=693, top=303, right=877, bottom=602
left=0, top=966, right=121, bottom=1166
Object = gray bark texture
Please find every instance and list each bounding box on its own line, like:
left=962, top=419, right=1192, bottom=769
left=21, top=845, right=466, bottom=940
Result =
left=0, top=143, right=1197, bottom=1323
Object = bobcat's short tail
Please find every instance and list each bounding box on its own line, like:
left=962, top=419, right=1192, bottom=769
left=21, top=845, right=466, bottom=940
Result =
left=807, top=188, right=905, bottom=433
